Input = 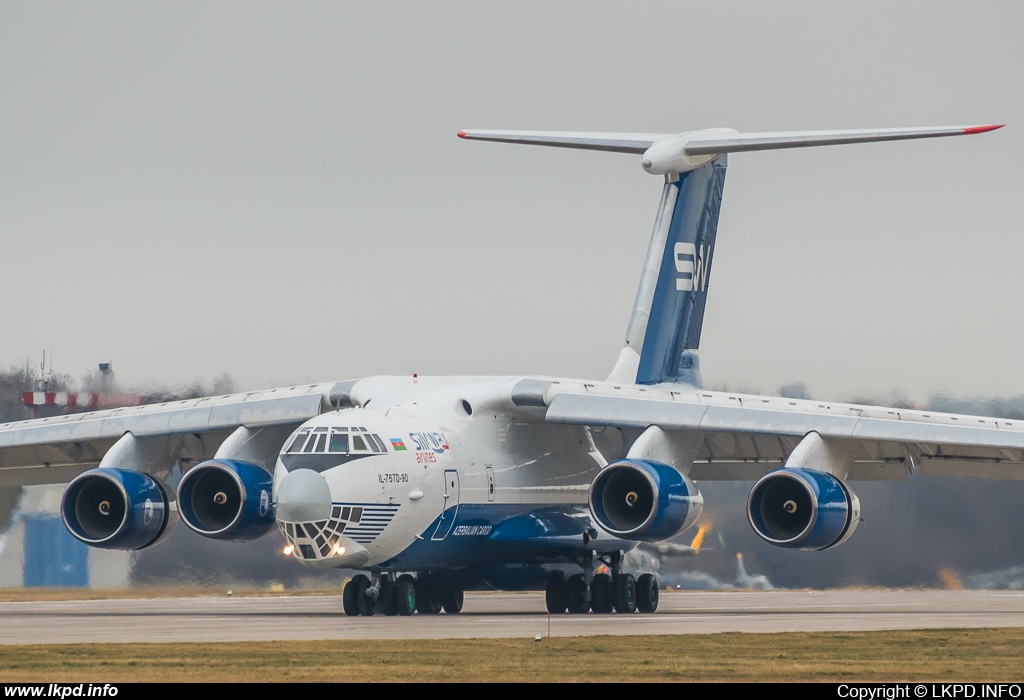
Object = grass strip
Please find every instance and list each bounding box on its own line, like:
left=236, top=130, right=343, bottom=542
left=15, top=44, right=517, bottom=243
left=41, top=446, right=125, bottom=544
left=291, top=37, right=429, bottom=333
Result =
left=1, top=628, right=1023, bottom=682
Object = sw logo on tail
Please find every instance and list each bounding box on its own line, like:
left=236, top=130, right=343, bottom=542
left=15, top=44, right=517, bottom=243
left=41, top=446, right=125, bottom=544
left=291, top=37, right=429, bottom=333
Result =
left=675, top=242, right=711, bottom=292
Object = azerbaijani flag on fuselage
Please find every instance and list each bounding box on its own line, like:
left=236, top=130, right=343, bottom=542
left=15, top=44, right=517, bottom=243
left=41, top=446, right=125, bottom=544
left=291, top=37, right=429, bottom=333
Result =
left=390, top=438, right=407, bottom=451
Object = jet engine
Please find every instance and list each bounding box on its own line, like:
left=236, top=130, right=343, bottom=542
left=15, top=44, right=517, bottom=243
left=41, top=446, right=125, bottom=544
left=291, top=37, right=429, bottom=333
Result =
left=746, top=467, right=860, bottom=551
left=176, top=459, right=275, bottom=541
left=61, top=468, right=174, bottom=550
left=588, top=459, right=703, bottom=541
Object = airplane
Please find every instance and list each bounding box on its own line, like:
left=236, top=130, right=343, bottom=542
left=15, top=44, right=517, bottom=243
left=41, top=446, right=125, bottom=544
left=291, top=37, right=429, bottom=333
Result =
left=0, top=122, right=1014, bottom=618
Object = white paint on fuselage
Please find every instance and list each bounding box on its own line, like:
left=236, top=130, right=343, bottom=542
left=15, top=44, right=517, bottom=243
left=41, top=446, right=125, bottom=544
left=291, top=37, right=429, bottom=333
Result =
left=274, top=376, right=607, bottom=567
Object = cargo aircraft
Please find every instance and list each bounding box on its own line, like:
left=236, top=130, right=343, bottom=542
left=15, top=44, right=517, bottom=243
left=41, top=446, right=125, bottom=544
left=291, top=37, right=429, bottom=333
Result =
left=0, top=123, right=1012, bottom=617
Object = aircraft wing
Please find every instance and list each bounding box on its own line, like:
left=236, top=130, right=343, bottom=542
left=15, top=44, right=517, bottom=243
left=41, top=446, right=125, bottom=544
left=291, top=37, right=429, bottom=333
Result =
left=0, top=381, right=350, bottom=487
left=512, top=379, right=1024, bottom=481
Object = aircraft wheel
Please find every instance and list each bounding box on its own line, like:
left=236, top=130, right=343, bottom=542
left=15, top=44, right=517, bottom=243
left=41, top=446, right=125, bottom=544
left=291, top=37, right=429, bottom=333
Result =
left=566, top=573, right=590, bottom=614
left=415, top=580, right=442, bottom=615
left=342, top=575, right=365, bottom=617
left=395, top=579, right=417, bottom=616
left=356, top=576, right=377, bottom=616
left=613, top=573, right=636, bottom=614
left=590, top=573, right=614, bottom=614
left=379, top=580, right=398, bottom=616
left=441, top=589, right=464, bottom=614
left=636, top=573, right=659, bottom=613
left=545, top=572, right=567, bottom=614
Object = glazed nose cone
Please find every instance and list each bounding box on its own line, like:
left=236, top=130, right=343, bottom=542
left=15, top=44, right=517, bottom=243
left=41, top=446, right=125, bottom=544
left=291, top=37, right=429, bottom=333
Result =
left=276, top=469, right=331, bottom=522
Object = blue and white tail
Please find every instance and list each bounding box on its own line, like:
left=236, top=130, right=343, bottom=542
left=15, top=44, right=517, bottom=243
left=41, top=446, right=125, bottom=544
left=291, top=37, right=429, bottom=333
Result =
left=613, top=157, right=726, bottom=386
left=459, top=124, right=1003, bottom=386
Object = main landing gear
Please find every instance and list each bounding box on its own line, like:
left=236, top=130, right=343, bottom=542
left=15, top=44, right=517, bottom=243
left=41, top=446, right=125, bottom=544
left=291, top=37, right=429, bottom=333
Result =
left=545, top=551, right=660, bottom=615
left=343, top=573, right=464, bottom=617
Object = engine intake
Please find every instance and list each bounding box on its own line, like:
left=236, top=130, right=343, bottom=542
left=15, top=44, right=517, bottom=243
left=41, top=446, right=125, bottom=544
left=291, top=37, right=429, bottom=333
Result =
left=589, top=459, right=703, bottom=541
left=176, top=459, right=275, bottom=541
left=747, top=468, right=860, bottom=551
left=61, top=468, right=173, bottom=550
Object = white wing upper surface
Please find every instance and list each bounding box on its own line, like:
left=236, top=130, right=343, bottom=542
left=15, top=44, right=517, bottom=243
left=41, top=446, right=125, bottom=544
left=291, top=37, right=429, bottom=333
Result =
left=0, top=382, right=346, bottom=487
left=510, top=379, right=1024, bottom=482
left=4, top=374, right=1024, bottom=488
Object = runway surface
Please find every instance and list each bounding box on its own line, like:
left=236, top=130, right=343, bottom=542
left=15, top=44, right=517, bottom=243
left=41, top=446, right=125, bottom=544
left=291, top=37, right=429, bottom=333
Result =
left=3, top=589, right=1024, bottom=645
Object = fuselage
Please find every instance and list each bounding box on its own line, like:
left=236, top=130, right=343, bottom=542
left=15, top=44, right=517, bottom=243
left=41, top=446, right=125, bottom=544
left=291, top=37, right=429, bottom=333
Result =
left=272, top=376, right=621, bottom=584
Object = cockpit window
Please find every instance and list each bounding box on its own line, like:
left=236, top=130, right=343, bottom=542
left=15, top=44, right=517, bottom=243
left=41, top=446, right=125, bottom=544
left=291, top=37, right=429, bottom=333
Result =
left=287, top=427, right=387, bottom=455
left=329, top=431, right=349, bottom=454
left=286, top=432, right=309, bottom=453
left=303, top=433, right=325, bottom=453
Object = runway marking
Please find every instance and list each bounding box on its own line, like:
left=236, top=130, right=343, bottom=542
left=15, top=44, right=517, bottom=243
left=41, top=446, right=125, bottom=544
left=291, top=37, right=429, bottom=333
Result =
left=3, top=590, right=1024, bottom=645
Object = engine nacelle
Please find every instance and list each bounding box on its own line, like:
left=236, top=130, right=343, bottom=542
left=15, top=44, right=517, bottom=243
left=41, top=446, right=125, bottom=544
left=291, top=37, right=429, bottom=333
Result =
left=176, top=459, right=275, bottom=541
left=588, top=459, right=703, bottom=541
left=747, top=467, right=861, bottom=551
left=61, top=468, right=173, bottom=550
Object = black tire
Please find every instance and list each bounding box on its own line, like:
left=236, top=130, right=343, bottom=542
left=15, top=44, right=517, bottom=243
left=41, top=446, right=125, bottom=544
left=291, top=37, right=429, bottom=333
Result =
left=636, top=574, right=659, bottom=613
left=379, top=580, right=398, bottom=616
left=415, top=580, right=442, bottom=615
left=356, top=576, right=377, bottom=616
left=590, top=573, right=614, bottom=614
left=342, top=576, right=364, bottom=617
left=613, top=573, right=637, bottom=614
left=395, top=579, right=417, bottom=616
left=566, top=573, right=590, bottom=614
left=441, top=589, right=464, bottom=614
left=545, top=572, right=567, bottom=614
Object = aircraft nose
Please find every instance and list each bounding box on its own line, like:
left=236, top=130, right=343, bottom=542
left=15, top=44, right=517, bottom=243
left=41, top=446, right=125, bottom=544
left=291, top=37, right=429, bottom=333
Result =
left=276, top=469, right=332, bottom=522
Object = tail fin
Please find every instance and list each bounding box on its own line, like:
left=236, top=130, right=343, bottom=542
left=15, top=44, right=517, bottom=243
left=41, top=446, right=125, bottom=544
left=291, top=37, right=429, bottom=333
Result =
left=459, top=125, right=1003, bottom=385
left=619, top=158, right=726, bottom=385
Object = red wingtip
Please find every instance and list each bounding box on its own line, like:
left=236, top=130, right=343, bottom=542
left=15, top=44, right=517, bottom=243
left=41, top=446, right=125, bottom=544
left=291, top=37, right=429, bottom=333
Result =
left=457, top=130, right=468, bottom=139
left=962, top=124, right=1005, bottom=135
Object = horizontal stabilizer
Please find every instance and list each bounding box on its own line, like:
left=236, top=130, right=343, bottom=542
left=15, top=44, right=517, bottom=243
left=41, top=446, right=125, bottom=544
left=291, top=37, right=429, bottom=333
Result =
left=457, top=130, right=667, bottom=154
left=683, top=125, right=1004, bottom=156
left=459, top=124, right=1003, bottom=174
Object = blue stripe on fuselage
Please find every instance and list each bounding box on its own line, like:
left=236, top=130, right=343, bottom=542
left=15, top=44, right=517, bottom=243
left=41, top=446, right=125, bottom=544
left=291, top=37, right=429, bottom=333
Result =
left=379, top=503, right=634, bottom=571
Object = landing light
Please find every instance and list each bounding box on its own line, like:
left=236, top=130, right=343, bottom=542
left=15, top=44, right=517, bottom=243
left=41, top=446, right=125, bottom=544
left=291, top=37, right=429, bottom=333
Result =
left=332, top=542, right=346, bottom=556
left=283, top=544, right=295, bottom=556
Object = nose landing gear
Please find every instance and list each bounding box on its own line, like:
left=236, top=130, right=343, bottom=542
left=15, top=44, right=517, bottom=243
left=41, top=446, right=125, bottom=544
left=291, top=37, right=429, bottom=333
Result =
left=342, top=572, right=464, bottom=617
left=342, top=574, right=377, bottom=616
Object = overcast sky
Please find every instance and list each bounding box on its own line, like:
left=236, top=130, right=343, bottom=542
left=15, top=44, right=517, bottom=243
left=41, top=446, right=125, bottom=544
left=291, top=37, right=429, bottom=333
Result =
left=1, top=1, right=1021, bottom=402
